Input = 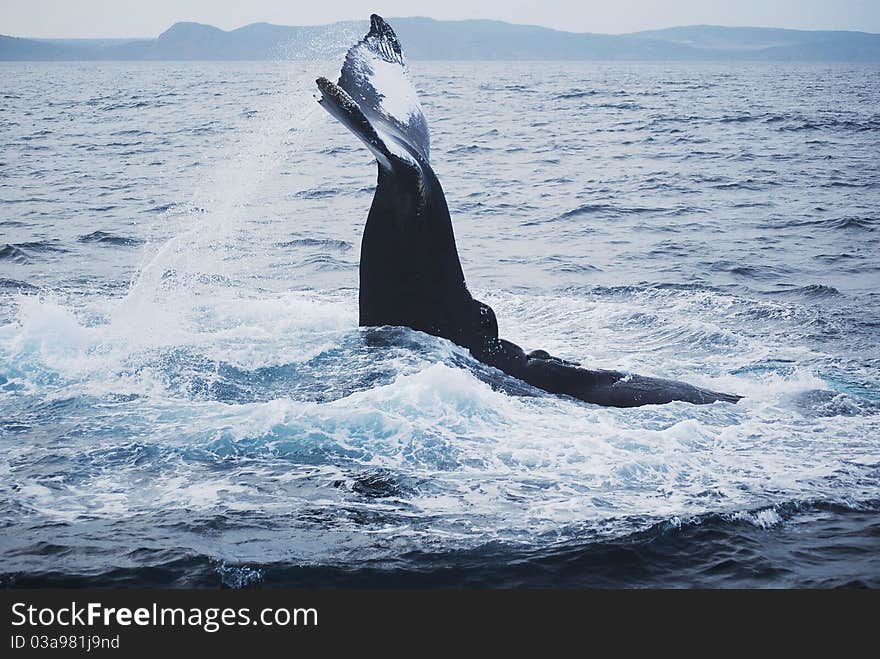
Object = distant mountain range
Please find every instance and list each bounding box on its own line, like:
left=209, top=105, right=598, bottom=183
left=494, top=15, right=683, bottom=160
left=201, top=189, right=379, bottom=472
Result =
left=3, top=18, right=880, bottom=62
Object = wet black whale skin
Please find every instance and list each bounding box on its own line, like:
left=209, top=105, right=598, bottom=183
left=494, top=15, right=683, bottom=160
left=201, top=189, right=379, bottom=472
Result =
left=316, top=15, right=741, bottom=408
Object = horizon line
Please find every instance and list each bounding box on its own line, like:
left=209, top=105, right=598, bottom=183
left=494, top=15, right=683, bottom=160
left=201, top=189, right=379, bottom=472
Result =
left=5, top=16, right=880, bottom=41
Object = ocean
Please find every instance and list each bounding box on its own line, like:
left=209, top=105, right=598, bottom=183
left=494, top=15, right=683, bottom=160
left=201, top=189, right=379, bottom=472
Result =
left=1, top=59, right=878, bottom=587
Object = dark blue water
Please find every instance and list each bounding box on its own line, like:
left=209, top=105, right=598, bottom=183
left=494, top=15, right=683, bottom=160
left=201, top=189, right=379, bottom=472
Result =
left=1, top=60, right=878, bottom=588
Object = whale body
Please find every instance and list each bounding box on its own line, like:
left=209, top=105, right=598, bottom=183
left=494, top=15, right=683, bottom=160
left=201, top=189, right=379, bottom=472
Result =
left=316, top=15, right=741, bottom=407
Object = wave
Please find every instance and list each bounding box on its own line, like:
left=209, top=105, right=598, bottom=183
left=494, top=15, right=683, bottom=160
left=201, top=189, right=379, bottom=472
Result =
left=144, top=202, right=180, bottom=214
left=478, top=83, right=534, bottom=93
left=100, top=99, right=172, bottom=111
left=763, top=284, right=842, bottom=298
left=774, top=216, right=877, bottom=231
left=780, top=117, right=880, bottom=133
left=595, top=101, right=643, bottom=110
left=3, top=499, right=876, bottom=588
left=275, top=238, right=352, bottom=251
left=714, top=111, right=880, bottom=133
left=295, top=254, right=356, bottom=271
left=792, top=388, right=880, bottom=417
left=707, top=260, right=794, bottom=281
left=293, top=188, right=341, bottom=199
left=78, top=231, right=144, bottom=247
left=0, top=245, right=30, bottom=263
left=0, top=241, right=69, bottom=262
left=555, top=90, right=599, bottom=99
left=525, top=204, right=660, bottom=224
left=448, top=144, right=494, bottom=155
left=0, top=278, right=38, bottom=292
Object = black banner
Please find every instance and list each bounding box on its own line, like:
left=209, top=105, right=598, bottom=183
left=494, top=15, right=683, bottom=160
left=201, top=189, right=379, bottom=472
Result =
left=1, top=589, right=876, bottom=653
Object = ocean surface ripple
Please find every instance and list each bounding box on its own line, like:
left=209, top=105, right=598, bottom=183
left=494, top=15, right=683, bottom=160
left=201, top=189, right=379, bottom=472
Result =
left=0, top=60, right=878, bottom=588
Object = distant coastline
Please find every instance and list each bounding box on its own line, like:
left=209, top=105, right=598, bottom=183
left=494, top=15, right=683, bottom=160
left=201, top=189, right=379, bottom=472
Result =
left=2, top=18, right=880, bottom=61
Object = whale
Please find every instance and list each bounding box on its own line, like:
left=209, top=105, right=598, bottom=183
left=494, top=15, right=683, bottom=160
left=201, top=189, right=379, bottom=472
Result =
left=316, top=14, right=741, bottom=407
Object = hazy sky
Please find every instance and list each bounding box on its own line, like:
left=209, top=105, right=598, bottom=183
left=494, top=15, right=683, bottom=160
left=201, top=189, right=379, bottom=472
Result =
left=3, top=0, right=879, bottom=39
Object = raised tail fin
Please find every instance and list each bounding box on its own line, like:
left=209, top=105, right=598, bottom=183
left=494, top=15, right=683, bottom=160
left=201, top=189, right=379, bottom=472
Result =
left=316, top=15, right=431, bottom=171
left=316, top=76, right=397, bottom=170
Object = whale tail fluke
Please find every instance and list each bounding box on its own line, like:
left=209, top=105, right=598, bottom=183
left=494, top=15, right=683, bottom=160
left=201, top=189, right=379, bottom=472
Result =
left=315, top=76, right=397, bottom=170
left=317, top=16, right=743, bottom=409
left=316, top=14, right=431, bottom=172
